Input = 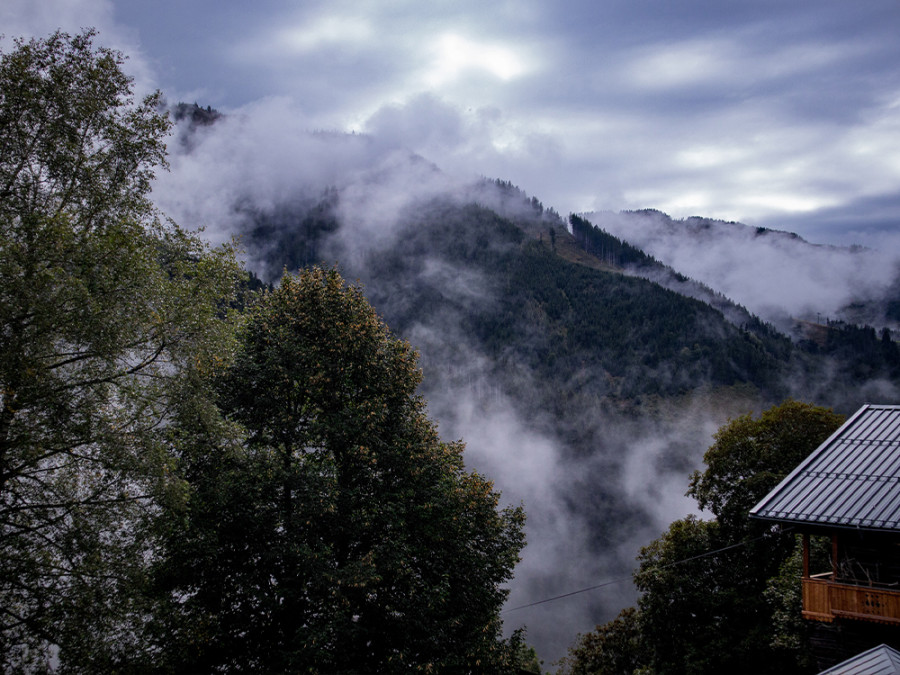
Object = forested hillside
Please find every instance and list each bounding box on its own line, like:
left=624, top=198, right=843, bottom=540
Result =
left=220, top=162, right=900, bottom=662
left=364, top=201, right=791, bottom=402
left=581, top=208, right=900, bottom=334
left=230, top=175, right=898, bottom=417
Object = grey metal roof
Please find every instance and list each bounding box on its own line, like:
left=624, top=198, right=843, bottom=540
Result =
left=750, top=404, right=900, bottom=532
left=818, top=644, right=900, bottom=675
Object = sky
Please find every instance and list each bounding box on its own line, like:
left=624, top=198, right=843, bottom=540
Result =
left=4, top=0, right=900, bottom=246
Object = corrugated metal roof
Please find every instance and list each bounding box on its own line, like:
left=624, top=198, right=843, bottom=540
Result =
left=817, top=644, right=900, bottom=675
left=750, top=405, right=900, bottom=532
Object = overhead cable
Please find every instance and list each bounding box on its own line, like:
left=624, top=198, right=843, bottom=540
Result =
left=503, top=526, right=792, bottom=613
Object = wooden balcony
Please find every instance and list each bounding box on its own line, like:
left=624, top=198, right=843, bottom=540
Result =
left=803, top=575, right=900, bottom=625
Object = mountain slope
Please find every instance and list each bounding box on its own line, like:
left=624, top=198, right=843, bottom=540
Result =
left=155, top=111, right=900, bottom=662
left=581, top=208, right=900, bottom=331
left=362, top=200, right=792, bottom=403
left=230, top=184, right=900, bottom=661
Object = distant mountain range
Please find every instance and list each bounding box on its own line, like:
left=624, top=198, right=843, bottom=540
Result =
left=157, top=104, right=900, bottom=663
left=580, top=208, right=900, bottom=333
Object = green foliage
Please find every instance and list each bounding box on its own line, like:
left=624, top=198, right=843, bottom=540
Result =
left=688, top=400, right=845, bottom=535
left=556, top=607, right=646, bottom=675
left=761, top=534, right=831, bottom=673
left=0, top=30, right=240, bottom=670
left=493, top=243, right=787, bottom=398
left=0, top=30, right=168, bottom=226
left=634, top=515, right=787, bottom=674
left=635, top=401, right=843, bottom=673
left=821, top=320, right=900, bottom=380
left=560, top=401, right=844, bottom=675
left=156, top=267, right=526, bottom=673
left=508, top=628, right=544, bottom=673
left=0, top=34, right=527, bottom=671
left=363, top=201, right=791, bottom=411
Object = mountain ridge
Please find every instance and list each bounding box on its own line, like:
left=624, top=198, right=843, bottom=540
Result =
left=159, top=104, right=900, bottom=662
left=580, top=207, right=900, bottom=333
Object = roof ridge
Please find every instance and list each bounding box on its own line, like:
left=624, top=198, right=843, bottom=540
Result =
left=751, top=405, right=900, bottom=533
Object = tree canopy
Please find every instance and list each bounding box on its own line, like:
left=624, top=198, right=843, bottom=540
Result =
left=559, top=401, right=844, bottom=675
left=0, top=30, right=529, bottom=672
left=153, top=267, right=527, bottom=673
left=0, top=29, right=241, bottom=670
left=687, top=401, right=848, bottom=536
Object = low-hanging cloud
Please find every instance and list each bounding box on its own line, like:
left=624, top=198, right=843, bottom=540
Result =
left=149, top=102, right=900, bottom=661
left=154, top=93, right=565, bottom=267
left=361, top=94, right=564, bottom=194
left=582, top=209, right=900, bottom=328
left=153, top=97, right=465, bottom=255
left=405, top=315, right=731, bottom=664
left=9, top=0, right=900, bottom=243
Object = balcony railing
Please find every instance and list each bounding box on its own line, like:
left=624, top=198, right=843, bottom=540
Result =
left=803, top=575, right=900, bottom=625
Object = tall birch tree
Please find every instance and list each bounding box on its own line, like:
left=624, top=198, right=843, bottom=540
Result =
left=0, top=30, right=239, bottom=670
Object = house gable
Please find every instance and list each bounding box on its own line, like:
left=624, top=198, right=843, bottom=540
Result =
left=750, top=405, right=900, bottom=532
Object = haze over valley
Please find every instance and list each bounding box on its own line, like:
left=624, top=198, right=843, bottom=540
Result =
left=143, top=104, right=900, bottom=662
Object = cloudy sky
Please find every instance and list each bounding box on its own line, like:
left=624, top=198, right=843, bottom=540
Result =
left=5, top=0, right=900, bottom=244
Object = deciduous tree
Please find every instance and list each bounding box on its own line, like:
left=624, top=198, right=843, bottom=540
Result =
left=687, top=400, right=845, bottom=536
left=559, top=401, right=844, bottom=675
left=157, top=267, right=526, bottom=673
left=0, top=30, right=239, bottom=670
left=556, top=607, right=645, bottom=675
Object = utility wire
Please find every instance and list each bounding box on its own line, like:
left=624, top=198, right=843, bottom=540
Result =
left=503, top=526, right=793, bottom=613
left=503, top=575, right=635, bottom=613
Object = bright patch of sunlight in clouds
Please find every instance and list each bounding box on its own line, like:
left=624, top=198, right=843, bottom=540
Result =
left=735, top=192, right=840, bottom=216
left=658, top=191, right=713, bottom=213
left=847, top=93, right=900, bottom=174
left=424, top=33, right=529, bottom=86
left=677, top=145, right=750, bottom=169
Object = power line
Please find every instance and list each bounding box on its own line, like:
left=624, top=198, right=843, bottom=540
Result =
left=503, top=526, right=792, bottom=613
left=503, top=574, right=635, bottom=613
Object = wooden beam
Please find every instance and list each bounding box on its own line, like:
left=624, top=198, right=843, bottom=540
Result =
left=802, top=533, right=810, bottom=578
left=832, top=534, right=839, bottom=579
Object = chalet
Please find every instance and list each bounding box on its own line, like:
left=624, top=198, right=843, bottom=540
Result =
left=750, top=404, right=900, bottom=627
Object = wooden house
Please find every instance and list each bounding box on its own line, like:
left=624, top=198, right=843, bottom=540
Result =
left=750, top=404, right=900, bottom=626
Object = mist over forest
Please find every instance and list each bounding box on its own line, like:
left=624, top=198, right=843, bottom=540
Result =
left=581, top=208, right=900, bottom=331
left=150, top=103, right=900, bottom=664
